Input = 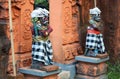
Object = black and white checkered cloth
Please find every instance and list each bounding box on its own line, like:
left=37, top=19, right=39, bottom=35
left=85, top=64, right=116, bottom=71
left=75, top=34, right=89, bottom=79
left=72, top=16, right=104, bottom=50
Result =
left=85, top=33, right=105, bottom=53
left=32, top=39, right=53, bottom=65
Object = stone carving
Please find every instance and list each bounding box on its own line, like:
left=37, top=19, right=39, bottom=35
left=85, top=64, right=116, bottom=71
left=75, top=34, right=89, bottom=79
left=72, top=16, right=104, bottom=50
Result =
left=64, top=7, right=72, bottom=27
left=23, top=9, right=32, bottom=40
left=62, top=0, right=82, bottom=60
left=29, top=0, right=34, bottom=4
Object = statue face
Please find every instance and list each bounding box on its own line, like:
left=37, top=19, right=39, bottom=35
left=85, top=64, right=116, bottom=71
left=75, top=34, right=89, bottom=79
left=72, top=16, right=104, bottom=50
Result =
left=89, top=14, right=101, bottom=27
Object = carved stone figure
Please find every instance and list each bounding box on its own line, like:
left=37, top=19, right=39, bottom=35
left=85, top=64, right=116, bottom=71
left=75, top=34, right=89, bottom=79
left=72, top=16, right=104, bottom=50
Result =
left=30, top=8, right=53, bottom=69
left=84, top=7, right=108, bottom=58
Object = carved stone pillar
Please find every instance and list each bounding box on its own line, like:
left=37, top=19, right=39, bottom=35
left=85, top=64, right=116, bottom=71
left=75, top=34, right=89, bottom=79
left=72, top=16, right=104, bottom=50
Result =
left=50, top=0, right=83, bottom=79
left=50, top=0, right=82, bottom=64
left=0, top=0, right=34, bottom=73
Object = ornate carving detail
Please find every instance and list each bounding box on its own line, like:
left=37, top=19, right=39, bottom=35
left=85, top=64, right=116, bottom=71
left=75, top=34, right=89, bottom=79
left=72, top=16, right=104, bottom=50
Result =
left=63, top=43, right=81, bottom=60
left=64, top=7, right=72, bottom=27
left=62, top=0, right=66, bottom=3
left=23, top=9, right=32, bottom=40
left=20, top=0, right=26, bottom=5
left=76, top=63, right=85, bottom=74
left=29, top=0, right=34, bottom=4
left=69, top=0, right=72, bottom=3
left=87, top=65, right=97, bottom=76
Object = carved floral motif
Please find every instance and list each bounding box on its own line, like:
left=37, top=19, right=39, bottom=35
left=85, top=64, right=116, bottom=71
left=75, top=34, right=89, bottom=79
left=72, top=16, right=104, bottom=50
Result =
left=23, top=9, right=32, bottom=40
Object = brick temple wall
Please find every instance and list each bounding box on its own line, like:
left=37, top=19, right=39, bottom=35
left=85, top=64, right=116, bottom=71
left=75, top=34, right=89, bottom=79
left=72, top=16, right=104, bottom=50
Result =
left=0, top=0, right=34, bottom=73
left=0, top=0, right=120, bottom=74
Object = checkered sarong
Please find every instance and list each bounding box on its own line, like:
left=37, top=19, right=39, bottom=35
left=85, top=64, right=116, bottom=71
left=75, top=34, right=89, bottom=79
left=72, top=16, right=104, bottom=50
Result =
left=32, top=39, right=53, bottom=65
left=85, top=33, right=105, bottom=53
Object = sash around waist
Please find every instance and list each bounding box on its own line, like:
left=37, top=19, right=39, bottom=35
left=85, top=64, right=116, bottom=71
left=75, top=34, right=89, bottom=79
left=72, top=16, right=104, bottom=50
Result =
left=32, top=36, right=48, bottom=42
left=87, top=29, right=100, bottom=34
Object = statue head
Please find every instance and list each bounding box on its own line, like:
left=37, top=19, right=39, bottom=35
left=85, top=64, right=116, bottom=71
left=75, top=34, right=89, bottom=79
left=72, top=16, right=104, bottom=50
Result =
left=89, top=7, right=101, bottom=27
left=31, top=8, right=49, bottom=26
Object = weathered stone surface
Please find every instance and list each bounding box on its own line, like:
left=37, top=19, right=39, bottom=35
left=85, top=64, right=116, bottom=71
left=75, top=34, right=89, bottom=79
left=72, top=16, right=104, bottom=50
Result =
left=0, top=0, right=33, bottom=53
left=75, top=74, right=108, bottom=79
left=7, top=74, right=24, bottom=79
left=57, top=71, right=70, bottom=79
left=50, top=0, right=82, bottom=63
left=8, top=52, right=32, bottom=73
left=76, top=62, right=107, bottom=76
left=54, top=62, right=76, bottom=79
left=24, top=74, right=58, bottom=79
left=19, top=67, right=61, bottom=79
left=63, top=43, right=82, bottom=60
left=40, top=65, right=59, bottom=72
left=62, top=0, right=80, bottom=45
left=75, top=55, right=109, bottom=63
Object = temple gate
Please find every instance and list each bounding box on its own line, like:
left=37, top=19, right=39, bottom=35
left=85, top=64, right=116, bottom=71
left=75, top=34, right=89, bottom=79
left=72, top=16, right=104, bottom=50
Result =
left=0, top=0, right=120, bottom=78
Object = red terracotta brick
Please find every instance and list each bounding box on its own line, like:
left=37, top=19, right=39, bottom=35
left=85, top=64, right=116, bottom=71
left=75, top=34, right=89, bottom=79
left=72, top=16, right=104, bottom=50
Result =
left=63, top=43, right=82, bottom=60
left=24, top=74, right=58, bottom=79
left=76, top=62, right=107, bottom=76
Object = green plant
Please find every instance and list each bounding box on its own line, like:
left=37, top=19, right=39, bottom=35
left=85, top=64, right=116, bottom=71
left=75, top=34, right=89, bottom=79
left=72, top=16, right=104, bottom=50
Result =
left=34, top=0, right=49, bottom=10
left=107, top=61, right=120, bottom=79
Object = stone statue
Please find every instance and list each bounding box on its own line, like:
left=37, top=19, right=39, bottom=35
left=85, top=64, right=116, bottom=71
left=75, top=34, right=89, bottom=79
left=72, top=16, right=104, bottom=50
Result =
left=0, top=24, right=11, bottom=79
left=84, top=7, right=108, bottom=58
left=30, top=8, right=53, bottom=69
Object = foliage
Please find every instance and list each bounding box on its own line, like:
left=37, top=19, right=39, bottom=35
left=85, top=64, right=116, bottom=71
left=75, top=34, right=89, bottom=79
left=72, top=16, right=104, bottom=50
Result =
left=35, top=0, right=45, bottom=4
left=107, top=61, right=120, bottom=79
left=34, top=0, right=49, bottom=10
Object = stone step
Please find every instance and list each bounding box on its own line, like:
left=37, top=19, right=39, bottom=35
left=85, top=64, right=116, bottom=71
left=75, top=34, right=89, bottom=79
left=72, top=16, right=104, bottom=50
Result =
left=18, top=67, right=61, bottom=79
left=75, top=55, right=109, bottom=63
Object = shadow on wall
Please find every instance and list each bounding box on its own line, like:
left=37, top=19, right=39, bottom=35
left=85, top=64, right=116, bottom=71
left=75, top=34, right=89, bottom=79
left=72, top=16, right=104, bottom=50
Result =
left=0, top=24, right=11, bottom=79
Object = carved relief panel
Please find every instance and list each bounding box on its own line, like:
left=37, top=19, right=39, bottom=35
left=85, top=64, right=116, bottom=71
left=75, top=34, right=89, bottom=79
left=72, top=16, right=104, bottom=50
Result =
left=0, top=0, right=33, bottom=53
left=62, top=0, right=82, bottom=61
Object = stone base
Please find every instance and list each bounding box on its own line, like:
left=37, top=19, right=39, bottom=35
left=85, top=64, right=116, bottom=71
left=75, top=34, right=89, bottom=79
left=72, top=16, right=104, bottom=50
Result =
left=76, top=62, right=107, bottom=76
left=24, top=74, right=58, bottom=79
left=75, top=74, right=108, bottom=79
left=75, top=55, right=109, bottom=64
left=19, top=67, right=61, bottom=79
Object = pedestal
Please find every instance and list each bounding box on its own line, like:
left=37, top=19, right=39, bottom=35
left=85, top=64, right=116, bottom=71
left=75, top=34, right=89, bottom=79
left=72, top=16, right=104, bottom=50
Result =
left=75, top=55, right=109, bottom=79
left=19, top=67, right=61, bottom=79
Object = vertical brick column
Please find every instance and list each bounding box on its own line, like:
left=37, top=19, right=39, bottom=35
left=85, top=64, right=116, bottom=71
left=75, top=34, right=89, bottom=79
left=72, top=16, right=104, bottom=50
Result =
left=0, top=0, right=34, bottom=73
left=50, top=0, right=82, bottom=79
left=50, top=0, right=82, bottom=64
